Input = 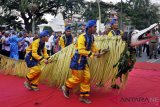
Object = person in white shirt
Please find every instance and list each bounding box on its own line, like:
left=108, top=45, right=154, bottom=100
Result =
left=45, top=31, right=54, bottom=56
left=0, top=31, right=4, bottom=52
left=1, top=31, right=10, bottom=57
left=18, top=32, right=28, bottom=59
left=49, top=31, right=54, bottom=55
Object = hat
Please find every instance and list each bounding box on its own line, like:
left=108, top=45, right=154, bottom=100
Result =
left=110, top=18, right=117, bottom=26
left=40, top=30, right=49, bottom=38
left=11, top=30, right=15, bottom=33
left=65, top=26, right=71, bottom=31
left=85, top=20, right=97, bottom=29
left=23, top=31, right=28, bottom=34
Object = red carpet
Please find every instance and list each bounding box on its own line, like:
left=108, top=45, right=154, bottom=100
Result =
left=0, top=62, right=160, bottom=107
left=135, top=62, right=160, bottom=71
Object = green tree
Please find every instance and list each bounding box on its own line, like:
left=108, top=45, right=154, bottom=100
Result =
left=61, top=0, right=86, bottom=19
left=126, top=0, right=150, bottom=9
left=115, top=0, right=159, bottom=29
left=83, top=1, right=114, bottom=22
left=0, top=0, right=86, bottom=32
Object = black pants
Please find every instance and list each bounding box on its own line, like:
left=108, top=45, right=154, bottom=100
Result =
left=1, top=50, right=10, bottom=57
left=47, top=50, right=51, bottom=56
left=143, top=44, right=149, bottom=56
left=19, top=51, right=25, bottom=60
left=51, top=46, right=54, bottom=55
left=146, top=45, right=149, bottom=56
left=0, top=44, right=2, bottom=53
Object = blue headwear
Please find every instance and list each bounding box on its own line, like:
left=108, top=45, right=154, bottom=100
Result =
left=40, top=30, right=49, bottom=38
left=65, top=26, right=71, bottom=31
left=110, top=18, right=117, bottom=26
left=22, top=31, right=27, bottom=35
left=85, top=20, right=97, bottom=29
left=11, top=30, right=16, bottom=34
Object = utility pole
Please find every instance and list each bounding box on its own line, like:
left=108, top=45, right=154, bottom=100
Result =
left=120, top=0, right=123, bottom=30
left=97, top=0, right=101, bottom=34
left=31, top=0, right=35, bottom=36
left=32, top=0, right=35, bottom=36
left=30, top=0, right=38, bottom=36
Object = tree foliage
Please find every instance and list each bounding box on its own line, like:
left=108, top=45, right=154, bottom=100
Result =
left=0, top=0, right=159, bottom=31
left=0, top=0, right=86, bottom=32
left=115, top=0, right=159, bottom=29
left=83, top=1, right=114, bottom=23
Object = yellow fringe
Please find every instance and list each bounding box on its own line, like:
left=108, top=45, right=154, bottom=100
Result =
left=0, top=36, right=127, bottom=88
left=0, top=54, right=29, bottom=77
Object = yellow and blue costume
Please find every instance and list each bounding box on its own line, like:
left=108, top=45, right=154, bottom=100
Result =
left=25, top=31, right=49, bottom=89
left=59, top=26, right=73, bottom=49
left=65, top=20, right=99, bottom=97
left=108, top=19, right=123, bottom=37
left=108, top=30, right=123, bottom=37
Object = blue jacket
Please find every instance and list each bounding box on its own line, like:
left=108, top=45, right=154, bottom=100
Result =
left=9, top=35, right=24, bottom=60
left=70, top=32, right=98, bottom=70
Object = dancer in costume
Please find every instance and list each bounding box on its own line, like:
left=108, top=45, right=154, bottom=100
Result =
left=62, top=20, right=109, bottom=104
left=111, top=27, right=158, bottom=89
left=59, top=26, right=73, bottom=49
left=108, top=19, right=123, bottom=37
left=24, top=30, right=50, bottom=91
left=111, top=31, right=137, bottom=89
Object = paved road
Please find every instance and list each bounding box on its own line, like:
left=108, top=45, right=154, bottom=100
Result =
left=136, top=52, right=160, bottom=63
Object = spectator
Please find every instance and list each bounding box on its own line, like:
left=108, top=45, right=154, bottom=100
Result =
left=149, top=29, right=158, bottom=59
left=18, top=32, right=28, bottom=60
left=9, top=31, right=24, bottom=60
left=45, top=31, right=54, bottom=56
left=53, top=31, right=62, bottom=53
left=1, top=31, right=10, bottom=57
left=143, top=31, right=151, bottom=56
left=0, top=31, right=3, bottom=52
